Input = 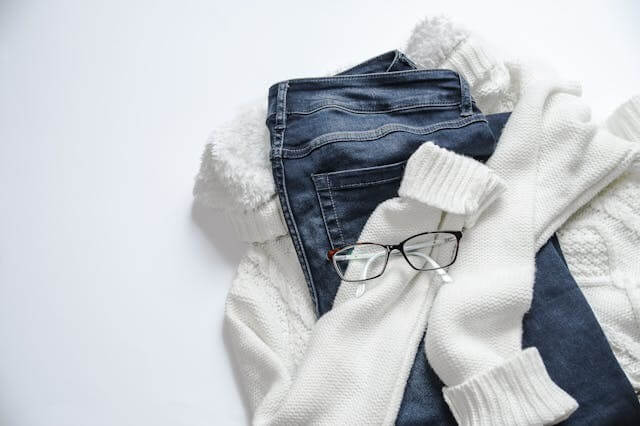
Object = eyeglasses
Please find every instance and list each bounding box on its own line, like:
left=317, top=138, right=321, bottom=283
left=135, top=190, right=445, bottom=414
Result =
left=326, top=231, right=462, bottom=282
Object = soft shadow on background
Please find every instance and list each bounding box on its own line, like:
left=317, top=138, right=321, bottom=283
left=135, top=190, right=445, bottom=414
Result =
left=191, top=201, right=246, bottom=268
left=191, top=200, right=252, bottom=424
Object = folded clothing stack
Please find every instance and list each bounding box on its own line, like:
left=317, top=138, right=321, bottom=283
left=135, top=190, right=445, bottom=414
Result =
left=194, top=16, right=640, bottom=426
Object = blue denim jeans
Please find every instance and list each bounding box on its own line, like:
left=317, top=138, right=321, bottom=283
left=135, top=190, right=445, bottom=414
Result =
left=268, top=50, right=494, bottom=315
left=267, top=50, right=640, bottom=424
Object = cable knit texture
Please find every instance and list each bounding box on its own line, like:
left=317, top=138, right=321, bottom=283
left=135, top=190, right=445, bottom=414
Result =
left=194, top=15, right=640, bottom=426
left=558, top=95, right=640, bottom=389
left=225, top=237, right=316, bottom=411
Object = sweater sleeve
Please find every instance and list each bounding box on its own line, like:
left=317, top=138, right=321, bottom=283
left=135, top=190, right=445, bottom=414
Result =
left=231, top=143, right=504, bottom=425
left=223, top=238, right=316, bottom=417
left=423, top=65, right=640, bottom=426
left=533, top=92, right=640, bottom=250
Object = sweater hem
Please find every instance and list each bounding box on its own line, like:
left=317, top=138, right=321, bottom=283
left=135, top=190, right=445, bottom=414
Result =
left=443, top=348, right=578, bottom=426
left=224, top=198, right=288, bottom=243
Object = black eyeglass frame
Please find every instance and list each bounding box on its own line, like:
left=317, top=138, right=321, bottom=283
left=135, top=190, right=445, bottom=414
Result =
left=326, top=230, right=463, bottom=282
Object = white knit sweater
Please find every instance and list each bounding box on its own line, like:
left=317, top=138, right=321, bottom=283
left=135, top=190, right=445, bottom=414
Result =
left=422, top=62, right=638, bottom=425
left=557, top=96, right=640, bottom=389
left=194, top=17, right=640, bottom=425
left=227, top=143, right=504, bottom=425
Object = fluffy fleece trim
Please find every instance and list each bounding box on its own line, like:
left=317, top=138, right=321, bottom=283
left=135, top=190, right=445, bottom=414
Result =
left=404, top=16, right=469, bottom=69
left=193, top=102, right=275, bottom=211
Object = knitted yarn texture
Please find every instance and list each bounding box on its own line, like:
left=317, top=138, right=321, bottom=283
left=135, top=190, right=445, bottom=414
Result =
left=194, top=16, right=640, bottom=425
left=558, top=96, right=640, bottom=389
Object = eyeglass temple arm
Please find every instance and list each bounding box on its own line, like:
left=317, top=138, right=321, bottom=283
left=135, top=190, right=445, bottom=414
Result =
left=328, top=240, right=450, bottom=261
left=336, top=248, right=452, bottom=283
left=406, top=252, right=452, bottom=283
left=362, top=250, right=387, bottom=280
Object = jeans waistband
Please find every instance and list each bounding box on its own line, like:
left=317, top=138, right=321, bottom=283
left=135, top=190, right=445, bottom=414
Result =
left=267, top=50, right=473, bottom=129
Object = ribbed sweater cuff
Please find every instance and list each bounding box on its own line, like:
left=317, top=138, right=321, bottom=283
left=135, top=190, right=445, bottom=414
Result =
left=607, top=95, right=640, bottom=143
left=443, top=348, right=578, bottom=426
left=224, top=198, right=288, bottom=243
left=441, top=37, right=499, bottom=90
left=404, top=17, right=504, bottom=95
left=398, top=142, right=505, bottom=221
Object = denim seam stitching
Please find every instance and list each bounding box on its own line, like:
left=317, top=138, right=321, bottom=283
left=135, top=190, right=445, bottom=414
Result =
left=326, top=175, right=346, bottom=248
left=312, top=177, right=337, bottom=249
left=282, top=115, right=487, bottom=158
left=320, top=175, right=403, bottom=190
left=273, top=83, right=321, bottom=315
left=312, top=160, right=407, bottom=179
left=285, top=115, right=482, bottom=153
left=287, top=101, right=460, bottom=116
left=270, top=68, right=460, bottom=85
left=278, top=152, right=320, bottom=315
left=266, top=99, right=477, bottom=120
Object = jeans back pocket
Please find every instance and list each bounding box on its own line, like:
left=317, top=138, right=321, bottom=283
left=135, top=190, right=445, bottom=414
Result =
left=312, top=161, right=406, bottom=249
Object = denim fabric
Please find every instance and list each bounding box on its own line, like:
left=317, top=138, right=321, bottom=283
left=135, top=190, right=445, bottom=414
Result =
left=267, top=50, right=494, bottom=316
left=526, top=237, right=640, bottom=425
left=267, top=51, right=640, bottom=424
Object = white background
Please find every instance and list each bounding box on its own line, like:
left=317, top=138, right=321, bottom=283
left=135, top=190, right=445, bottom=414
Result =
left=1, top=1, right=639, bottom=425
